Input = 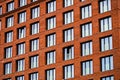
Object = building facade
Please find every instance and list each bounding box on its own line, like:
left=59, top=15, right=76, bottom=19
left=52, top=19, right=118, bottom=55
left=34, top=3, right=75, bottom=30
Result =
left=0, top=0, right=120, bottom=80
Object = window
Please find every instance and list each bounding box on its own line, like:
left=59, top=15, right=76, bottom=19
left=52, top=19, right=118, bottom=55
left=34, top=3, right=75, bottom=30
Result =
left=47, top=16, right=56, bottom=30
left=47, top=0, right=56, bottom=13
left=30, top=72, right=38, bottom=80
left=4, top=78, right=11, bottom=80
left=30, top=39, right=39, bottom=51
left=31, top=22, right=39, bottom=35
left=99, top=0, right=111, bottom=13
left=5, top=46, right=12, bottom=58
left=5, top=31, right=13, bottom=43
left=81, top=23, right=92, bottom=37
left=63, top=46, right=74, bottom=60
left=46, top=69, right=55, bottom=80
left=18, top=27, right=26, bottom=39
left=81, top=0, right=85, bottom=2
left=16, top=76, right=24, bottom=80
left=100, top=17, right=112, bottom=32
left=64, top=28, right=74, bottom=42
left=46, top=51, right=56, bottom=65
left=19, top=0, right=27, bottom=7
left=46, top=33, right=56, bottom=47
left=6, top=16, right=14, bottom=28
left=32, top=0, right=38, bottom=2
left=4, top=62, right=12, bottom=74
left=64, top=64, right=74, bottom=79
left=64, top=0, right=73, bottom=7
left=17, top=42, right=25, bottom=55
left=81, top=5, right=92, bottom=19
left=31, top=6, right=40, bottom=19
left=17, top=59, right=25, bottom=72
left=81, top=60, right=93, bottom=76
left=0, top=6, right=2, bottom=15
left=64, top=11, right=74, bottom=24
left=81, top=41, right=92, bottom=56
left=7, top=1, right=14, bottom=12
left=30, top=55, right=39, bottom=68
left=18, top=11, right=26, bottom=23
left=100, top=36, right=113, bottom=52
left=101, top=76, right=114, bottom=80
left=101, top=56, right=114, bottom=72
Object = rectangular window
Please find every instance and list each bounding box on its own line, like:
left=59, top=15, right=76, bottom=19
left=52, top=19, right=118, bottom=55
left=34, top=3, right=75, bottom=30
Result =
left=18, top=27, right=26, bottom=39
left=101, top=56, right=114, bottom=72
left=4, top=62, right=12, bottom=75
left=46, top=33, right=56, bottom=47
left=31, top=22, right=39, bottom=35
left=81, top=41, right=92, bottom=56
left=47, top=0, right=56, bottom=13
left=5, top=31, right=13, bottom=43
left=17, top=42, right=25, bottom=55
left=46, top=51, right=56, bottom=65
left=101, top=76, right=114, bottom=80
left=99, top=0, right=111, bottom=13
left=47, top=16, right=56, bottom=30
left=64, top=0, right=73, bottom=7
left=30, top=39, right=39, bottom=51
left=6, top=16, right=14, bottom=28
left=5, top=46, right=12, bottom=58
left=46, top=69, right=55, bottom=80
left=19, top=0, right=27, bottom=7
left=30, top=72, right=38, bottom=80
left=64, top=64, right=74, bottom=79
left=30, top=55, right=39, bottom=68
left=81, top=60, right=93, bottom=76
left=64, top=11, right=74, bottom=25
left=100, top=17, right=112, bottom=32
left=100, top=36, right=113, bottom=52
left=31, top=6, right=40, bottom=19
left=0, top=6, right=2, bottom=15
left=16, top=76, right=24, bottom=80
left=32, top=0, right=38, bottom=2
left=81, top=0, right=85, bottom=2
left=81, top=23, right=92, bottom=37
left=81, top=5, right=92, bottom=19
left=17, top=59, right=25, bottom=72
left=7, top=1, right=14, bottom=12
left=18, top=11, right=26, bottom=23
left=64, top=28, right=74, bottom=42
left=64, top=46, right=74, bottom=60
left=4, top=78, right=11, bottom=80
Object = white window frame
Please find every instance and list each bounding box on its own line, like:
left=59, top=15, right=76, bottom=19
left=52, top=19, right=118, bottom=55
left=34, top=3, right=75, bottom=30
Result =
left=6, top=16, right=14, bottom=28
left=46, top=69, right=55, bottom=80
left=6, top=31, right=13, bottom=43
left=17, top=42, right=25, bottom=55
left=18, top=27, right=26, bottom=39
left=30, top=39, right=39, bottom=51
left=30, top=72, right=38, bottom=80
left=19, top=0, right=27, bottom=7
left=30, top=55, right=39, bottom=68
left=4, top=62, right=12, bottom=75
left=5, top=46, right=12, bottom=58
left=19, top=11, right=26, bottom=23
left=16, top=75, right=24, bottom=80
left=64, top=0, right=73, bottom=7
left=47, top=0, right=56, bottom=13
left=31, top=22, right=39, bottom=35
left=47, top=33, right=56, bottom=47
left=47, top=16, right=56, bottom=30
left=17, top=59, right=25, bottom=72
left=31, top=6, right=40, bottom=19
left=7, top=1, right=14, bottom=12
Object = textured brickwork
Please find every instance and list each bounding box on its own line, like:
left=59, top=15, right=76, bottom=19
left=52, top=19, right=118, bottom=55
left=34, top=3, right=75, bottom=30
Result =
left=0, top=0, right=120, bottom=80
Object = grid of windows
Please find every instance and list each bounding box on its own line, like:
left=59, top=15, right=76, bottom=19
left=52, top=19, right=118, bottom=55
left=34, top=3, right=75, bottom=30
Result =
left=81, top=60, right=93, bottom=76
left=46, top=69, right=55, bottom=80
left=46, top=33, right=56, bottom=47
left=47, top=0, right=56, bottom=13
left=81, top=23, right=92, bottom=37
left=46, top=51, right=56, bottom=65
left=31, top=6, right=40, bottom=19
left=4, top=62, right=12, bottom=75
left=16, top=59, right=25, bottom=72
left=99, top=0, right=111, bottom=13
left=6, top=16, right=14, bottom=28
left=63, top=46, right=74, bottom=60
left=100, top=36, right=113, bottom=52
left=64, top=11, right=74, bottom=25
left=47, top=16, right=56, bottom=30
left=5, top=46, right=12, bottom=58
left=64, top=64, right=74, bottom=79
left=81, top=5, right=92, bottom=19
left=7, top=1, right=14, bottom=12
left=100, top=17, right=112, bottom=32
left=81, top=41, right=92, bottom=56
left=101, top=56, right=114, bottom=72
left=30, top=55, right=39, bottom=68
left=30, top=72, right=38, bottom=80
